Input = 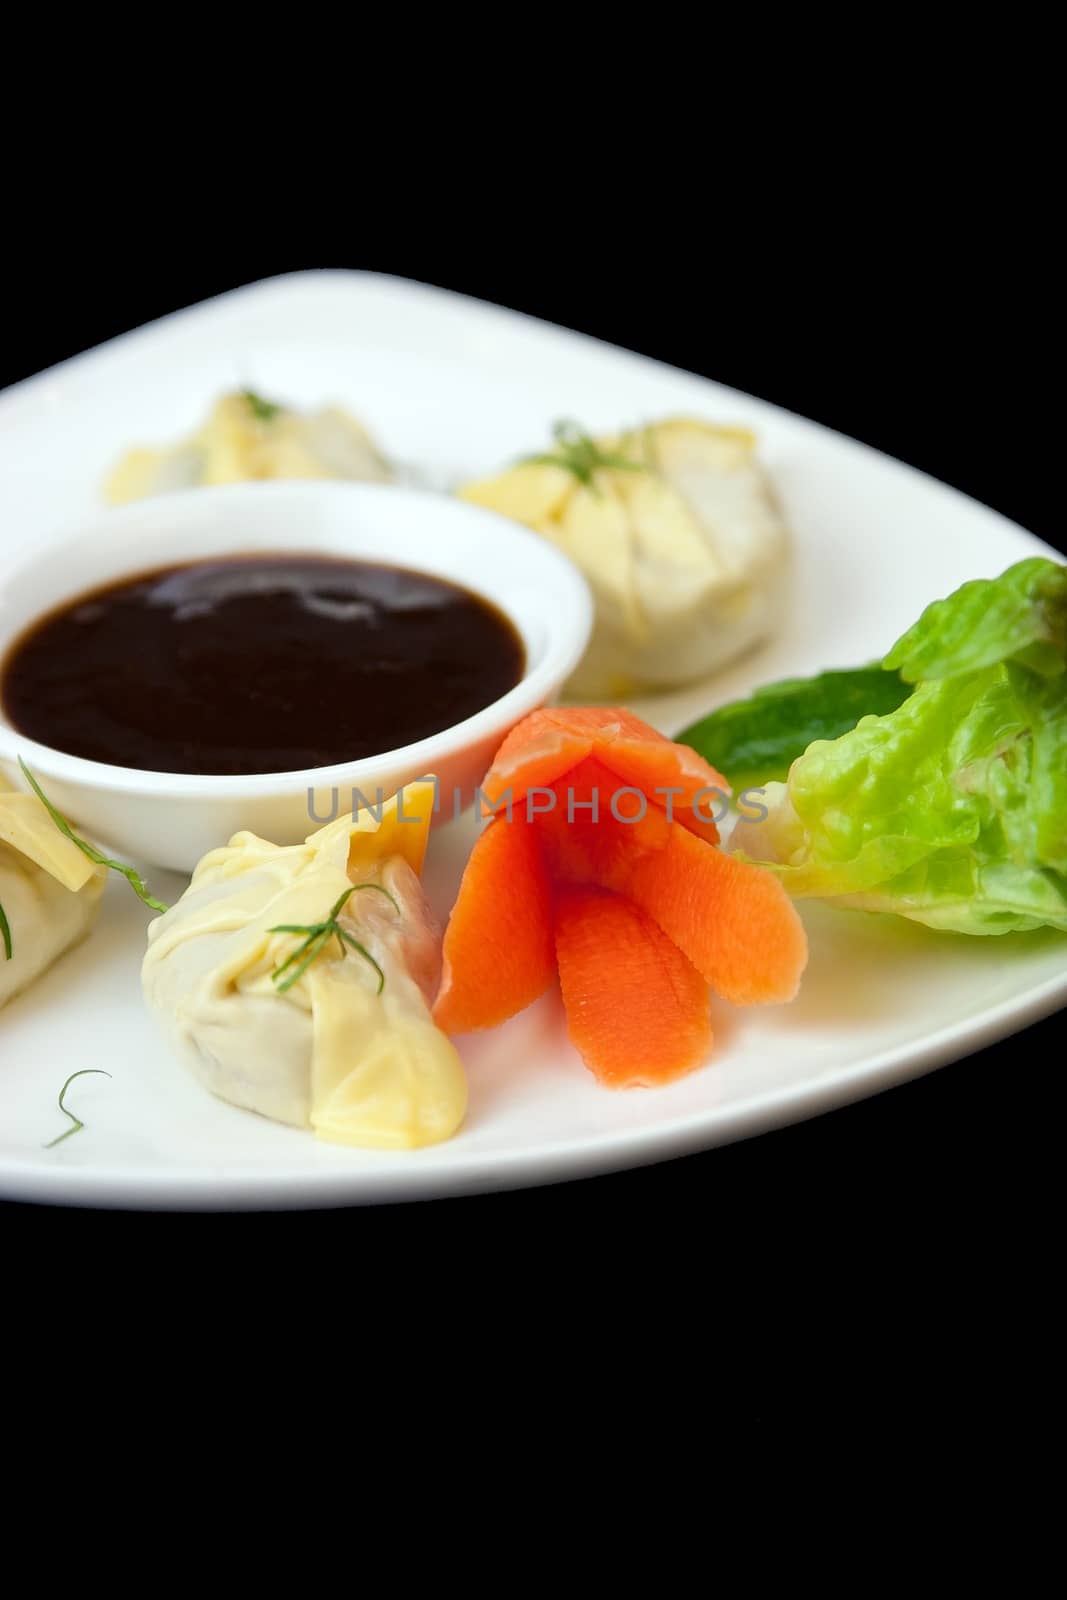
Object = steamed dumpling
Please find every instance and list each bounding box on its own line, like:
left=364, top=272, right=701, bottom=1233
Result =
left=461, top=418, right=790, bottom=698
left=0, top=775, right=106, bottom=1010
left=106, top=390, right=391, bottom=504
left=141, top=783, right=467, bottom=1149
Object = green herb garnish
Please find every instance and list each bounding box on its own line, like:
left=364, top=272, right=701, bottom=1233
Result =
left=19, top=759, right=168, bottom=914
left=44, top=1069, right=112, bottom=1149
left=269, top=883, right=398, bottom=995
left=243, top=389, right=282, bottom=422
left=522, top=420, right=645, bottom=492
left=0, top=900, right=11, bottom=961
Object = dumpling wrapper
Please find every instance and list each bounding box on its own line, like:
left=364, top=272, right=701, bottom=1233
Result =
left=461, top=418, right=790, bottom=698
left=106, top=391, right=391, bottom=504
left=141, top=784, right=467, bottom=1150
left=0, top=775, right=106, bottom=1010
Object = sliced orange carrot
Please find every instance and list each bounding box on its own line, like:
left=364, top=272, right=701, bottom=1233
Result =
left=479, top=712, right=597, bottom=812
left=433, top=812, right=555, bottom=1033
left=435, top=707, right=808, bottom=1081
left=554, top=885, right=713, bottom=1088
left=625, top=823, right=808, bottom=1005
left=591, top=734, right=726, bottom=845
left=480, top=706, right=725, bottom=845
left=535, top=755, right=674, bottom=889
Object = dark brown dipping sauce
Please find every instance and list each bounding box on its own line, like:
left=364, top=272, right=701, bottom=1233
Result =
left=2, top=555, right=526, bottom=776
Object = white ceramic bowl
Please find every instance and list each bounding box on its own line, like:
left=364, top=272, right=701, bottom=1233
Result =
left=0, top=482, right=592, bottom=872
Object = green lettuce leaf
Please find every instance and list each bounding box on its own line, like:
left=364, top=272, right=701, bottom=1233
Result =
left=884, top=556, right=1067, bottom=682
left=732, top=558, right=1067, bottom=934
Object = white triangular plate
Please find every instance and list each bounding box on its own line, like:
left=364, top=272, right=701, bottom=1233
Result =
left=1, top=270, right=1063, bottom=1207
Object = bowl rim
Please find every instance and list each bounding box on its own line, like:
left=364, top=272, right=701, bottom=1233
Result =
left=0, top=480, right=594, bottom=797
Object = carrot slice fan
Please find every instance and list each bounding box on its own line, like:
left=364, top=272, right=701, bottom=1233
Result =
left=434, top=706, right=808, bottom=1085
left=554, top=886, right=712, bottom=1087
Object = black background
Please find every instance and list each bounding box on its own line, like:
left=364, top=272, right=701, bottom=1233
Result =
left=2, top=172, right=1061, bottom=1342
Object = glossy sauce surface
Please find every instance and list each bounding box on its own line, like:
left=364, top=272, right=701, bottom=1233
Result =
left=2, top=555, right=526, bottom=775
